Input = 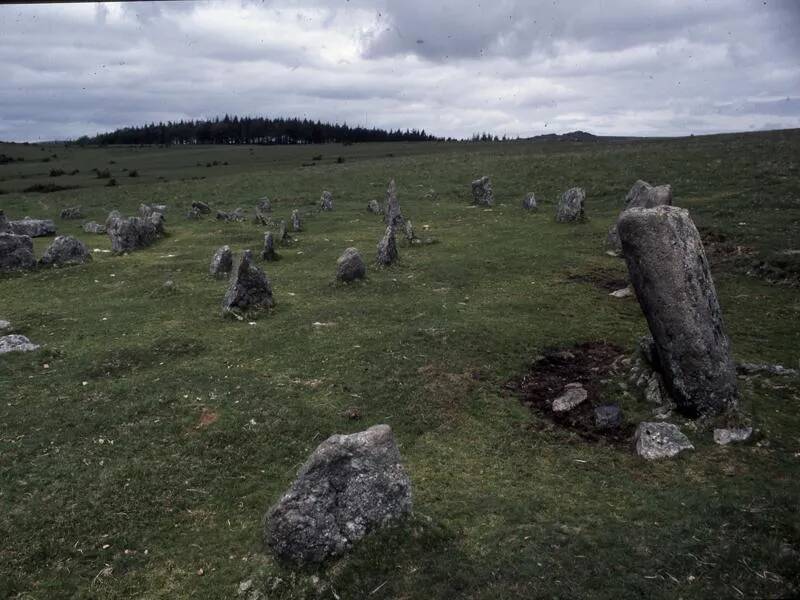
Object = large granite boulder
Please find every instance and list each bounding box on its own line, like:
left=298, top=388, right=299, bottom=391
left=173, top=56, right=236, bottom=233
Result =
left=82, top=221, right=106, bottom=234
left=320, top=190, right=334, bottom=212
left=222, top=250, right=275, bottom=314
left=384, top=179, right=404, bottom=228
left=264, top=424, right=412, bottom=564
left=555, top=187, right=585, bottom=222
left=376, top=226, right=398, bottom=266
left=291, top=209, right=302, bottom=232
left=336, top=247, right=366, bottom=282
left=39, top=235, right=92, bottom=267
left=0, top=233, right=36, bottom=272
left=9, top=217, right=56, bottom=237
left=471, top=176, right=494, bottom=206
left=607, top=180, right=673, bottom=253
left=0, top=334, right=40, bottom=355
left=522, top=192, right=537, bottom=210
left=209, top=245, right=234, bottom=278
left=107, top=213, right=162, bottom=254
left=618, top=206, right=738, bottom=417
left=60, top=206, right=83, bottom=220
left=634, top=422, right=694, bottom=459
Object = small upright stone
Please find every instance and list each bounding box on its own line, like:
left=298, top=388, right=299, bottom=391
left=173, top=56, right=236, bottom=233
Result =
left=209, top=245, right=234, bottom=278
left=618, top=206, right=738, bottom=417
left=186, top=207, right=201, bottom=220
left=222, top=250, right=275, bottom=315
left=264, top=424, right=412, bottom=564
left=0, top=233, right=36, bottom=272
left=107, top=214, right=162, bottom=254
left=261, top=232, right=277, bottom=261
left=320, top=190, right=334, bottom=211
left=39, top=235, right=92, bottom=267
left=0, top=211, right=10, bottom=233
left=60, top=206, right=83, bottom=220
left=0, top=334, right=40, bottom=355
left=384, top=179, right=404, bottom=228
left=291, top=209, right=302, bottom=232
left=634, top=422, right=694, bottom=460
left=403, top=219, right=416, bottom=243
left=191, top=200, right=211, bottom=214
left=83, top=221, right=106, bottom=234
left=257, top=197, right=271, bottom=212
left=522, top=192, right=537, bottom=210
left=555, top=187, right=586, bottom=222
left=376, top=226, right=398, bottom=266
left=471, top=176, right=494, bottom=206
left=607, top=180, right=673, bottom=253
left=367, top=199, right=382, bottom=215
left=336, top=247, right=366, bottom=282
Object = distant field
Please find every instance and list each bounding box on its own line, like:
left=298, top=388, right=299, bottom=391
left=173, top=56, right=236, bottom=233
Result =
left=1, top=131, right=799, bottom=599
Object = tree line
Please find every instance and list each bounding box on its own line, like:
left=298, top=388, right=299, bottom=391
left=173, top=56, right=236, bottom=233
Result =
left=80, top=115, right=441, bottom=146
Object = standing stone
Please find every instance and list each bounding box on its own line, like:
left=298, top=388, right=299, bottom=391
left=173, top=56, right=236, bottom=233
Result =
left=336, top=247, right=366, bottom=282
left=107, top=214, right=162, bottom=254
left=186, top=207, right=202, bottom=220
left=261, top=232, right=277, bottom=261
left=0, top=334, right=40, bottom=355
left=254, top=199, right=271, bottom=225
left=138, top=203, right=166, bottom=218
left=105, top=210, right=122, bottom=229
left=607, top=180, right=673, bottom=252
left=0, top=320, right=11, bottom=334
left=276, top=220, right=290, bottom=244
left=522, top=192, right=537, bottom=210
left=82, top=221, right=106, bottom=234
left=9, top=217, right=56, bottom=237
left=222, top=250, right=275, bottom=314
left=291, top=209, right=302, bottom=232
left=264, top=424, right=412, bottom=564
left=320, top=190, right=334, bottom=211
left=191, top=200, right=211, bottom=214
left=384, top=179, right=404, bottom=228
left=0, top=233, right=36, bottom=272
left=147, top=211, right=165, bottom=236
left=367, top=199, right=382, bottom=215
left=618, top=206, right=738, bottom=416
left=39, top=235, right=92, bottom=267
left=60, top=206, right=83, bottom=220
left=634, top=422, right=694, bottom=459
left=376, top=226, right=398, bottom=266
left=0, top=211, right=10, bottom=233
left=555, top=187, right=586, bottom=222
left=471, top=176, right=494, bottom=206
left=403, top=219, right=416, bottom=243
left=209, top=245, right=234, bottom=278
left=257, top=197, right=271, bottom=212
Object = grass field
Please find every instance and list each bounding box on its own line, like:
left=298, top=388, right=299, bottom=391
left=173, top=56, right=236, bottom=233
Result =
left=1, top=131, right=799, bottom=599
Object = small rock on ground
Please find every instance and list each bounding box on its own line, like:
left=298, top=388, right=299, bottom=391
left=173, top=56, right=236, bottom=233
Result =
left=713, top=427, right=753, bottom=445
left=0, top=334, right=40, bottom=355
left=552, top=383, right=588, bottom=412
left=634, top=422, right=694, bottom=459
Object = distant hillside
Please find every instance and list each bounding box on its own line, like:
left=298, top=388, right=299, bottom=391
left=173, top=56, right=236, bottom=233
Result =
left=528, top=130, right=599, bottom=142
left=81, top=115, right=441, bottom=146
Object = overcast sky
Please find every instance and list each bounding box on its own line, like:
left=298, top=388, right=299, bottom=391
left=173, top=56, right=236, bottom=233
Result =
left=2, top=0, right=799, bottom=141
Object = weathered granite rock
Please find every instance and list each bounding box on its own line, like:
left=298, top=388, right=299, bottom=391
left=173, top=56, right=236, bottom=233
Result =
left=594, top=405, right=623, bottom=429
left=552, top=383, right=588, bottom=412
left=186, top=207, right=202, bottom=220
left=291, top=209, right=302, bottom=232
left=138, top=203, right=166, bottom=218
left=384, top=179, right=404, bottom=228
left=634, top=422, right=694, bottom=459
left=713, top=427, right=753, bottom=445
left=217, top=208, right=246, bottom=222
left=209, top=245, right=234, bottom=278
left=0, top=211, right=10, bottom=233
left=257, top=197, right=271, bottom=212
left=522, top=192, right=537, bottom=210
left=0, top=334, right=40, bottom=354
left=0, top=320, right=11, bottom=334
left=264, top=424, right=412, bottom=564
left=320, top=190, right=334, bottom=211
left=403, top=219, right=416, bottom=243
left=376, top=226, right=398, bottom=266
left=82, top=221, right=106, bottom=234
left=367, top=199, right=382, bottom=215
left=254, top=200, right=272, bottom=225
left=607, top=180, right=673, bottom=252
left=276, top=220, right=290, bottom=245
left=107, top=214, right=162, bottom=254
left=0, top=233, right=36, bottom=272
left=222, top=250, right=275, bottom=314
left=619, top=206, right=738, bottom=417
left=737, top=362, right=798, bottom=377
left=555, top=187, right=586, bottom=222
left=147, top=211, right=165, bottom=236
left=191, top=200, right=211, bottom=214
left=9, top=217, right=56, bottom=237
left=39, top=235, right=92, bottom=267
left=60, top=206, right=83, bottom=220
left=105, top=210, right=122, bottom=229
left=471, top=176, right=494, bottom=206
left=336, top=247, right=365, bottom=282
left=261, top=232, right=277, bottom=261
left=609, top=285, right=634, bottom=299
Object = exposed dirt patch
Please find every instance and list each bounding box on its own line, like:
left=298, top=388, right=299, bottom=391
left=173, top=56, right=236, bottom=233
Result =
left=566, top=269, right=628, bottom=292
left=698, top=227, right=756, bottom=265
left=195, top=407, right=219, bottom=429
left=418, top=363, right=482, bottom=421
left=505, top=342, right=635, bottom=444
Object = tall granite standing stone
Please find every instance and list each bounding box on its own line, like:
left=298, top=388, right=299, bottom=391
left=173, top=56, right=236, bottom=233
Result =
left=222, top=250, right=275, bottom=314
left=264, top=424, right=412, bottom=564
left=291, top=209, right=302, bottom=232
left=336, top=247, right=366, bottom=282
left=471, top=176, right=494, bottom=206
left=376, top=226, right=398, bottom=266
left=384, top=179, right=404, bottom=228
left=0, top=233, right=36, bottom=272
left=320, top=191, right=334, bottom=211
left=209, top=245, right=234, bottom=278
left=618, top=205, right=738, bottom=416
left=607, top=180, right=673, bottom=253
left=555, top=187, right=586, bottom=222
left=261, top=232, right=277, bottom=261
left=522, top=192, right=537, bottom=210
left=39, top=235, right=92, bottom=267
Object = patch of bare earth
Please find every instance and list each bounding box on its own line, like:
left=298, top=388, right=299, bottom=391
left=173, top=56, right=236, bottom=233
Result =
left=566, top=269, right=629, bottom=292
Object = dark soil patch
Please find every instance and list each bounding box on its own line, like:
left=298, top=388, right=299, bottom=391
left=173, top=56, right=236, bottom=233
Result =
left=22, top=183, right=78, bottom=193
left=566, top=269, right=628, bottom=292
left=506, top=341, right=635, bottom=444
